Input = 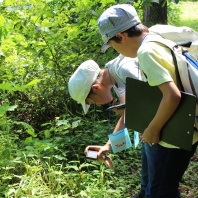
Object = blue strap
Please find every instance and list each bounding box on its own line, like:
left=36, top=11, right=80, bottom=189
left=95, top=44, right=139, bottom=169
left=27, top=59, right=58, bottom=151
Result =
left=183, top=52, right=198, bottom=70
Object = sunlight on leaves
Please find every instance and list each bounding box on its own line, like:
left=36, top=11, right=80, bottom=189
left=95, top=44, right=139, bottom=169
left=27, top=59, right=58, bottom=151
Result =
left=72, top=120, right=81, bottom=128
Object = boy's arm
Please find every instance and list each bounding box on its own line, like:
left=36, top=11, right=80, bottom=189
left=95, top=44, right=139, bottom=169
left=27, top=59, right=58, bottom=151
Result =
left=84, top=114, right=125, bottom=156
left=101, top=113, right=125, bottom=149
left=96, top=108, right=125, bottom=155
left=85, top=96, right=126, bottom=157
left=142, top=81, right=181, bottom=144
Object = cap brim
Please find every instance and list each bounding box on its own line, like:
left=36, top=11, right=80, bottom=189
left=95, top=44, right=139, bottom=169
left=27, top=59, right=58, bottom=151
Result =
left=101, top=43, right=111, bottom=53
left=81, top=101, right=90, bottom=114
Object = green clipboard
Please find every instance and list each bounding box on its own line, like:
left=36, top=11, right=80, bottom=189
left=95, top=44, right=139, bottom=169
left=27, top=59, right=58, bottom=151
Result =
left=125, top=77, right=196, bottom=151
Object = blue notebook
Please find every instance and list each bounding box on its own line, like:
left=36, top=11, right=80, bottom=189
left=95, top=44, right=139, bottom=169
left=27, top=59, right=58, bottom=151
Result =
left=125, top=77, right=196, bottom=151
left=108, top=128, right=132, bottom=153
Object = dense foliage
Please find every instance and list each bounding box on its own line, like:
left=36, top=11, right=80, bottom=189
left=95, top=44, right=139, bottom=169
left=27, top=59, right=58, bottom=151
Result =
left=0, top=0, right=197, bottom=197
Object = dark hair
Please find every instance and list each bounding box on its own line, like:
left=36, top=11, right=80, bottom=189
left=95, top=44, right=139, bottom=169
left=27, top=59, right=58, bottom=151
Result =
left=109, top=24, right=148, bottom=43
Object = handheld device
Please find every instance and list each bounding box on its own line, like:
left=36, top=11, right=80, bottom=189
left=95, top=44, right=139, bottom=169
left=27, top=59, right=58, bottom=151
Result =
left=86, top=150, right=98, bottom=160
left=106, top=103, right=125, bottom=111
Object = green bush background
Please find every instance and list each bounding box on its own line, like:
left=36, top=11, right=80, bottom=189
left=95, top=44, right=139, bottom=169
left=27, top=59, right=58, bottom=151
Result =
left=0, top=0, right=197, bottom=197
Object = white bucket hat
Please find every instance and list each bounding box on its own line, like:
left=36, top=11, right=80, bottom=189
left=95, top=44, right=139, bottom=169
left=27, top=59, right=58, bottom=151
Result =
left=68, top=60, right=101, bottom=114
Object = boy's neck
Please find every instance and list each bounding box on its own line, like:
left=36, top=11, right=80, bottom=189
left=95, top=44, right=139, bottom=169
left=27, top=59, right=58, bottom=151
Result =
left=102, top=68, right=117, bottom=88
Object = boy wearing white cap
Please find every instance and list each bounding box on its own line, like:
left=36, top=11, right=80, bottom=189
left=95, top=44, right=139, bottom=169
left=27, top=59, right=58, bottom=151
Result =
left=68, top=55, right=150, bottom=197
left=97, top=4, right=198, bottom=198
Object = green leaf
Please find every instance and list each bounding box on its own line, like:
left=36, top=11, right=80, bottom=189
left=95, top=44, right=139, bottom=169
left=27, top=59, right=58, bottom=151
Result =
left=7, top=105, right=18, bottom=111
left=26, top=79, right=41, bottom=87
left=15, top=121, right=37, bottom=137
left=72, top=120, right=81, bottom=128
left=0, top=15, right=5, bottom=27
left=54, top=155, right=65, bottom=160
left=79, top=163, right=97, bottom=169
left=4, top=0, right=16, bottom=6
left=26, top=128, right=36, bottom=137
left=0, top=49, right=4, bottom=57
left=2, top=149, right=10, bottom=160
left=65, top=165, right=79, bottom=171
left=56, top=120, right=69, bottom=126
left=13, top=79, right=41, bottom=91
left=0, top=104, right=16, bottom=115
left=44, top=130, right=51, bottom=138
left=24, top=136, right=33, bottom=144
left=0, top=82, right=13, bottom=91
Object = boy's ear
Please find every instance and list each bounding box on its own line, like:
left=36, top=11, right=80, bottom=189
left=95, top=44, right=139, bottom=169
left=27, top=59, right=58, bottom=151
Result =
left=92, top=84, right=102, bottom=90
left=116, top=32, right=128, bottom=43
left=115, top=33, right=123, bottom=40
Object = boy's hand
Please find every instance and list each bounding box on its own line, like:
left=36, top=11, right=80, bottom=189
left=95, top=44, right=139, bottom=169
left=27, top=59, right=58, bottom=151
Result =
left=84, top=144, right=111, bottom=156
left=84, top=144, right=114, bottom=169
left=112, top=107, right=125, bottom=115
left=142, top=127, right=160, bottom=145
left=84, top=145, right=102, bottom=154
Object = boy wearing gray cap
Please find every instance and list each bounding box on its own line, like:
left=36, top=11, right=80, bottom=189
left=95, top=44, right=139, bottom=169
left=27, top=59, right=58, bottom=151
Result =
left=97, top=4, right=198, bottom=198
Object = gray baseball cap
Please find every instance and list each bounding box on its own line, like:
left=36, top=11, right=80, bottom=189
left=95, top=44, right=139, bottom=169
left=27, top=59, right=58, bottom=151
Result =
left=68, top=60, right=101, bottom=114
left=98, top=4, right=141, bottom=44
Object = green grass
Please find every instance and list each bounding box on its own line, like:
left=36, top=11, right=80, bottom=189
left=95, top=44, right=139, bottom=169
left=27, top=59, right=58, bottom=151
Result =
left=173, top=1, right=198, bottom=31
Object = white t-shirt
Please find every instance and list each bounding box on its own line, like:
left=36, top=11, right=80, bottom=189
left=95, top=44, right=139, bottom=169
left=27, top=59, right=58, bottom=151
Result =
left=105, top=54, right=141, bottom=98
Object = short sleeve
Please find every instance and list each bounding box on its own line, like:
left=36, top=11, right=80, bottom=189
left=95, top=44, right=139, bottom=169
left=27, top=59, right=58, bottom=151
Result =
left=138, top=42, right=175, bottom=86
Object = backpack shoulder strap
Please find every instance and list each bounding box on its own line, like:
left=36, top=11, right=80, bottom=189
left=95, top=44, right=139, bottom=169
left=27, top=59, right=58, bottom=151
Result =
left=143, top=34, right=177, bottom=50
left=143, top=35, right=184, bottom=91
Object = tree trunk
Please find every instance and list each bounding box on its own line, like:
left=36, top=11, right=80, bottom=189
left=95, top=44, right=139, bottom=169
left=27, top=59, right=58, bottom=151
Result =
left=143, top=0, right=167, bottom=27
